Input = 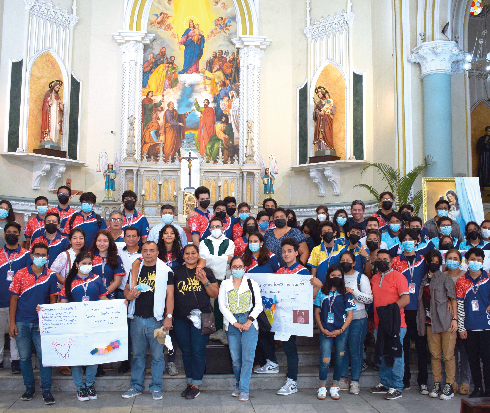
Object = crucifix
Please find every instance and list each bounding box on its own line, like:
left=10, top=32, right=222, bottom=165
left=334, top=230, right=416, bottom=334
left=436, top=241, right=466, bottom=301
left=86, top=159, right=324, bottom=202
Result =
left=182, top=151, right=198, bottom=191
left=51, top=178, right=83, bottom=196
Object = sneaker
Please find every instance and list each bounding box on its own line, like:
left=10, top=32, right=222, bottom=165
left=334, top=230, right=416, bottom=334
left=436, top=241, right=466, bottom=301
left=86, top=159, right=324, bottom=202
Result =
left=152, top=390, right=163, bottom=400
left=87, top=384, right=97, bottom=400
left=181, top=384, right=192, bottom=397
left=338, top=378, right=349, bottom=391
left=254, top=360, right=279, bottom=374
left=317, top=386, right=327, bottom=400
left=21, top=388, right=35, bottom=401
left=11, top=360, right=20, bottom=374
left=384, top=388, right=403, bottom=400
left=77, top=387, right=89, bottom=402
left=370, top=383, right=389, bottom=394
left=403, top=382, right=411, bottom=390
left=185, top=386, right=200, bottom=399
left=362, top=361, right=368, bottom=371
left=167, top=361, right=178, bottom=376
left=231, top=388, right=240, bottom=397
left=122, top=388, right=142, bottom=399
left=350, top=381, right=360, bottom=395
left=420, top=384, right=429, bottom=395
left=429, top=382, right=440, bottom=398
left=42, top=390, right=55, bottom=405
left=238, top=392, right=249, bottom=401
left=277, top=378, right=298, bottom=395
left=330, top=386, right=340, bottom=400
left=440, top=383, right=454, bottom=400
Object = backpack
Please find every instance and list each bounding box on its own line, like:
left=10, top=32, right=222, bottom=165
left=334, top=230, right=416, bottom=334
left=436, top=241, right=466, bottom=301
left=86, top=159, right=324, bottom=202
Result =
left=68, top=212, right=102, bottom=232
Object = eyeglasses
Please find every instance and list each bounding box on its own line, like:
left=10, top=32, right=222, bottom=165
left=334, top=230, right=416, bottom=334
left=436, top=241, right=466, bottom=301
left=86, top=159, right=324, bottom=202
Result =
left=110, top=218, right=123, bottom=222
left=209, top=225, right=222, bottom=230
left=381, top=198, right=393, bottom=202
left=231, top=266, right=245, bottom=270
left=437, top=207, right=449, bottom=211
left=32, top=254, right=47, bottom=258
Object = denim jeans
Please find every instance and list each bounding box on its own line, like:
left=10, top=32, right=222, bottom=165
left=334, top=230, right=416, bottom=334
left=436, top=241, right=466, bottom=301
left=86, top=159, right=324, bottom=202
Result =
left=15, top=322, right=52, bottom=392
left=378, top=327, right=406, bottom=392
left=455, top=336, right=471, bottom=384
left=282, top=335, right=298, bottom=381
left=173, top=317, right=209, bottom=386
left=226, top=313, right=259, bottom=393
left=319, top=328, right=349, bottom=384
left=341, top=317, right=368, bottom=382
left=130, top=316, right=165, bottom=392
left=72, top=365, right=97, bottom=389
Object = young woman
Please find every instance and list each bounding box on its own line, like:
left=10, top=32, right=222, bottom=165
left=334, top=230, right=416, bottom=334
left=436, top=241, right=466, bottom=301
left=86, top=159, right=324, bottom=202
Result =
left=417, top=250, right=457, bottom=400
left=243, top=232, right=280, bottom=273
left=234, top=217, right=258, bottom=257
left=256, top=211, right=270, bottom=237
left=315, top=205, right=330, bottom=225
left=459, top=221, right=486, bottom=251
left=59, top=251, right=108, bottom=401
left=338, top=251, right=373, bottom=394
left=219, top=256, right=263, bottom=401
left=333, top=209, right=349, bottom=239
left=314, top=264, right=355, bottom=401
left=157, top=224, right=183, bottom=269
left=50, top=228, right=86, bottom=284
left=301, top=218, right=321, bottom=252
left=285, top=209, right=300, bottom=230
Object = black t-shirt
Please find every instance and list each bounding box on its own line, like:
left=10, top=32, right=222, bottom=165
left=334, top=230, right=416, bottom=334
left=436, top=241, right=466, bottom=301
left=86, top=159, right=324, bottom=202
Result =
left=173, top=266, right=217, bottom=319
left=134, top=264, right=174, bottom=319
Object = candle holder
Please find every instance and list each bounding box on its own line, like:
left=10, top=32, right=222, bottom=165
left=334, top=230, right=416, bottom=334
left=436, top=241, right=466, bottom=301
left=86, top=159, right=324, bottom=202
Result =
left=157, top=182, right=162, bottom=210
left=141, top=193, right=145, bottom=215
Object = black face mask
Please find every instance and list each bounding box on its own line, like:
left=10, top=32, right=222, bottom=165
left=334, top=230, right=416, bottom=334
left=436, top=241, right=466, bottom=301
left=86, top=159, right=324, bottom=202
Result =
left=58, top=194, right=69, bottom=204
left=287, top=219, right=295, bottom=228
left=323, top=232, right=334, bottom=243
left=366, top=240, right=379, bottom=252
left=468, top=230, right=480, bottom=241
left=349, top=234, right=361, bottom=245
left=412, top=228, right=422, bottom=236
left=340, top=262, right=353, bottom=273
left=5, top=234, right=19, bottom=246
left=265, top=207, right=274, bottom=217
left=401, top=211, right=412, bottom=221
left=215, top=211, right=226, bottom=220
left=429, top=263, right=440, bottom=273
left=376, top=260, right=390, bottom=273
left=226, top=207, right=236, bottom=217
left=45, top=223, right=58, bottom=234
left=440, top=243, right=453, bottom=250
left=199, top=200, right=211, bottom=209
left=246, top=225, right=257, bottom=234
left=274, top=218, right=287, bottom=229
left=330, top=277, right=343, bottom=287
left=124, top=200, right=136, bottom=211
left=381, top=201, right=393, bottom=211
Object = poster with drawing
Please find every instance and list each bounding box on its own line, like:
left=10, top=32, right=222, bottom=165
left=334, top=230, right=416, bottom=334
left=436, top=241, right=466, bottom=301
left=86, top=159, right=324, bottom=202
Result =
left=247, top=273, right=313, bottom=341
left=39, top=300, right=128, bottom=367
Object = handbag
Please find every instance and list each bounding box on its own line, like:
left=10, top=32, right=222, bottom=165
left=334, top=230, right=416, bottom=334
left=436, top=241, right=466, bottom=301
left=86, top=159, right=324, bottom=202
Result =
left=246, top=278, right=272, bottom=332
left=188, top=267, right=216, bottom=335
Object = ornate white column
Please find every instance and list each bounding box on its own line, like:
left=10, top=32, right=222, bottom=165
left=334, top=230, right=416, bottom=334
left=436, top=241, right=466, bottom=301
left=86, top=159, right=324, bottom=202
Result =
left=409, top=40, right=464, bottom=78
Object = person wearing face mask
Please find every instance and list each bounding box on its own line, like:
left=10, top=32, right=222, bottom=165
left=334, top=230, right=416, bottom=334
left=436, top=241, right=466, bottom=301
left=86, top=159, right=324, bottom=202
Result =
left=456, top=248, right=490, bottom=398
left=120, top=191, right=149, bottom=245
left=333, top=209, right=349, bottom=240
left=8, top=243, right=58, bottom=405
left=381, top=212, right=404, bottom=250
left=425, top=200, right=463, bottom=242
left=0, top=200, right=21, bottom=250
left=408, top=216, right=430, bottom=243
left=391, top=229, right=429, bottom=393
left=262, top=198, right=278, bottom=222
left=0, top=222, right=29, bottom=374
left=398, top=205, right=414, bottom=227
left=29, top=212, right=69, bottom=267
left=428, top=217, right=459, bottom=251
left=108, top=211, right=125, bottom=248
left=341, top=223, right=372, bottom=278
left=256, top=211, right=271, bottom=237
left=63, top=192, right=106, bottom=249
left=188, top=187, right=212, bottom=247
left=371, top=192, right=395, bottom=233
left=24, top=196, right=50, bottom=250
left=219, top=256, right=262, bottom=402
left=59, top=252, right=109, bottom=401
left=285, top=209, right=300, bottom=230
left=148, top=204, right=188, bottom=246
left=231, top=202, right=251, bottom=241
left=223, top=196, right=240, bottom=230
left=360, top=218, right=388, bottom=251
left=301, top=218, right=321, bottom=252
left=234, top=217, right=258, bottom=257
left=315, top=205, right=330, bottom=227
left=363, top=229, right=383, bottom=272
left=459, top=221, right=486, bottom=251
left=47, top=186, right=76, bottom=229
left=243, top=232, right=280, bottom=274
left=201, top=201, right=234, bottom=240
left=314, top=264, right=356, bottom=401
left=481, top=219, right=490, bottom=245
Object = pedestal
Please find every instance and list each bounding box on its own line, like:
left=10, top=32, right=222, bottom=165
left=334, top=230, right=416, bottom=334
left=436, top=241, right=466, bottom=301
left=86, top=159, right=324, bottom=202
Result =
left=309, top=154, right=341, bottom=163
left=33, top=148, right=67, bottom=158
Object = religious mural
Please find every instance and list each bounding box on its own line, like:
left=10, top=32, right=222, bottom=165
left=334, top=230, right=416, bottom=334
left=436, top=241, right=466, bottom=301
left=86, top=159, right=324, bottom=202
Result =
left=141, top=0, right=240, bottom=164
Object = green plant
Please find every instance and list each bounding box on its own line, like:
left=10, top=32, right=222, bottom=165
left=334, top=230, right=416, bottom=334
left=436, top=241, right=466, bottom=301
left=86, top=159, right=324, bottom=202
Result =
left=354, top=157, right=431, bottom=215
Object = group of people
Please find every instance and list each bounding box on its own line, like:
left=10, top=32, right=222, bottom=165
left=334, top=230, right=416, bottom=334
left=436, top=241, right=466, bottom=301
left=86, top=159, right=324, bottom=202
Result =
left=1, top=185, right=490, bottom=405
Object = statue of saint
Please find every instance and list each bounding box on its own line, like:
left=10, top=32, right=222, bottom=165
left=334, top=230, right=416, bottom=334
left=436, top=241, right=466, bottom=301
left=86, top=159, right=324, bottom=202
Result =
left=313, top=86, right=336, bottom=151
left=103, top=164, right=116, bottom=201
left=477, top=126, right=490, bottom=187
left=40, top=80, right=64, bottom=146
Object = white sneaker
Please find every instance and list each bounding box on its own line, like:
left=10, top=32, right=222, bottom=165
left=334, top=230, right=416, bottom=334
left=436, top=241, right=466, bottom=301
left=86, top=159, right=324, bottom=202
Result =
left=231, top=388, right=240, bottom=397
left=350, top=381, right=360, bottom=395
left=338, top=378, right=349, bottom=391
left=277, top=379, right=298, bottom=395
left=330, top=386, right=340, bottom=400
left=317, top=387, right=327, bottom=400
left=254, top=360, right=279, bottom=374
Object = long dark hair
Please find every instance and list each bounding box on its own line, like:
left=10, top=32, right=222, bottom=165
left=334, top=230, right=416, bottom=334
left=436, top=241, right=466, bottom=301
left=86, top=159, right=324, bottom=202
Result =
left=157, top=224, right=183, bottom=264
left=65, top=251, right=92, bottom=302
left=241, top=216, right=258, bottom=237
left=320, top=264, right=346, bottom=295
left=68, top=227, right=87, bottom=252
left=333, top=209, right=349, bottom=233
left=0, top=200, right=15, bottom=222
left=301, top=218, right=321, bottom=245
left=89, top=229, right=119, bottom=269
left=242, top=232, right=271, bottom=267
left=285, top=209, right=298, bottom=228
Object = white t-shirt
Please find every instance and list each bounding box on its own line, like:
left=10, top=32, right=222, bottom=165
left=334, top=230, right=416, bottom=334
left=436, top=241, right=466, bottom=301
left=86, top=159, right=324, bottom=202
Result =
left=148, top=222, right=188, bottom=246
left=118, top=247, right=142, bottom=291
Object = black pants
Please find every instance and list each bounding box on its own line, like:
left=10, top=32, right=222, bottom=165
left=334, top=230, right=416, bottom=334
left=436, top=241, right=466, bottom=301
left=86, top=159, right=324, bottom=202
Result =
left=463, top=330, right=490, bottom=390
left=403, top=310, right=428, bottom=386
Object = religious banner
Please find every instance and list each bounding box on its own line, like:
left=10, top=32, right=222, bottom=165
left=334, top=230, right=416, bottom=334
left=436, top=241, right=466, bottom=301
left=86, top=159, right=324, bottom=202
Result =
left=247, top=273, right=313, bottom=341
left=39, top=300, right=128, bottom=367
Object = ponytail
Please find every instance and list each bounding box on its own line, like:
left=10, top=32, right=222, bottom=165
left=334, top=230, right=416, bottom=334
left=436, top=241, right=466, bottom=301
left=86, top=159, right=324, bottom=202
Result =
left=65, top=251, right=92, bottom=302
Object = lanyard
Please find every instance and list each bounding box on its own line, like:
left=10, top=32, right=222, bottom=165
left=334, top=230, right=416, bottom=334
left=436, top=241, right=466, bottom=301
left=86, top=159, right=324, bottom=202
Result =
left=324, top=245, right=334, bottom=267
left=406, top=258, right=416, bottom=284
left=327, top=292, right=337, bottom=313
left=80, top=276, right=91, bottom=296
left=3, top=249, right=17, bottom=272
left=101, top=257, right=106, bottom=275
left=470, top=278, right=482, bottom=296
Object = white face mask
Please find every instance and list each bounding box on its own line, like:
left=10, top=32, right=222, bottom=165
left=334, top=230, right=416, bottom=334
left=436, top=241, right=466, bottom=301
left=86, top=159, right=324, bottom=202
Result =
left=317, top=213, right=327, bottom=222
left=483, top=228, right=490, bottom=239
left=79, top=264, right=92, bottom=275
left=211, top=229, right=222, bottom=238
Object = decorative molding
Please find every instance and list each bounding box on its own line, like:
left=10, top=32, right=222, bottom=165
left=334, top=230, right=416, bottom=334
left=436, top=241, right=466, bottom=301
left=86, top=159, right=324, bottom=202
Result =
left=309, top=168, right=327, bottom=197
left=25, top=0, right=79, bottom=29
left=304, top=10, right=354, bottom=40
left=409, top=40, right=464, bottom=78
left=47, top=163, right=66, bottom=191
left=32, top=162, right=51, bottom=190
left=324, top=166, right=340, bottom=196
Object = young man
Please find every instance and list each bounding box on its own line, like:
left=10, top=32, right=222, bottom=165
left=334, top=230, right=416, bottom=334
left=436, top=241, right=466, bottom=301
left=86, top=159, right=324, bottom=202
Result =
left=121, top=191, right=149, bottom=244
left=108, top=211, right=126, bottom=248
left=428, top=216, right=459, bottom=250
left=360, top=217, right=388, bottom=250
left=123, top=241, right=174, bottom=400
left=370, top=249, right=410, bottom=400
left=424, top=199, right=463, bottom=242
left=380, top=212, right=404, bottom=251
left=24, top=196, right=49, bottom=249
left=398, top=204, right=414, bottom=226
left=408, top=216, right=430, bottom=243
left=371, top=192, right=395, bottom=233
left=29, top=212, right=70, bottom=266
left=263, top=198, right=278, bottom=229
left=0, top=222, right=30, bottom=373
left=9, top=243, right=58, bottom=405
left=341, top=223, right=371, bottom=277
left=459, top=221, right=486, bottom=251
left=257, top=211, right=271, bottom=236
left=231, top=202, right=251, bottom=241
left=349, top=200, right=367, bottom=233
left=47, top=186, right=76, bottom=228
left=63, top=192, right=107, bottom=248
left=148, top=204, right=187, bottom=245
left=188, top=186, right=211, bottom=246
left=201, top=201, right=234, bottom=240
left=391, top=229, right=429, bottom=393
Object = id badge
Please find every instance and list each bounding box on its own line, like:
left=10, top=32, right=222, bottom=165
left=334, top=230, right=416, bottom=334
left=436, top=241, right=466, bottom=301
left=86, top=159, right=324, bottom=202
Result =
left=327, top=313, right=334, bottom=324
left=409, top=283, right=416, bottom=294
left=6, top=270, right=13, bottom=282
left=102, top=278, right=107, bottom=287
left=82, top=296, right=90, bottom=302
left=472, top=300, right=479, bottom=312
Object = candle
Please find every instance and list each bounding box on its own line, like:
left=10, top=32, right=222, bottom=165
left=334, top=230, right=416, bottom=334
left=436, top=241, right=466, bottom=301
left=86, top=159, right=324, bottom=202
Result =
left=141, top=190, right=145, bottom=196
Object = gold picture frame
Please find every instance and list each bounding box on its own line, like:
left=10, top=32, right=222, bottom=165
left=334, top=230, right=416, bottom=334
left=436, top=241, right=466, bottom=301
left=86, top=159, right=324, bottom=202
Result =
left=422, top=177, right=458, bottom=223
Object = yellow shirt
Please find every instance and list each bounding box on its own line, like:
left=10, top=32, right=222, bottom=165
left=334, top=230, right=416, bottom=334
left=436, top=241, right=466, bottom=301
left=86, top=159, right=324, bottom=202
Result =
left=228, top=287, right=251, bottom=314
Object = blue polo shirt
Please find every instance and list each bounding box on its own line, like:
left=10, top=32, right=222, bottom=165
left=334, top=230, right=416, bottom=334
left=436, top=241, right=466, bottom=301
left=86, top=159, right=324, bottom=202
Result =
left=245, top=253, right=281, bottom=273
left=59, top=273, right=108, bottom=302
left=122, top=210, right=149, bottom=244
left=340, top=244, right=368, bottom=274
left=314, top=290, right=356, bottom=331
left=456, top=271, right=490, bottom=331
left=459, top=239, right=486, bottom=252
left=381, top=229, right=401, bottom=250
left=30, top=229, right=70, bottom=266
left=62, top=211, right=107, bottom=249
left=429, top=236, right=460, bottom=251
left=91, top=253, right=125, bottom=299
left=0, top=246, right=30, bottom=308
left=392, top=252, right=427, bottom=311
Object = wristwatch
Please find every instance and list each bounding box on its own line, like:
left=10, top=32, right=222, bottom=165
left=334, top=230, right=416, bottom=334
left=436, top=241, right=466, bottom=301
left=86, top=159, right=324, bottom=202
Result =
left=166, top=314, right=173, bottom=319
left=203, top=281, right=210, bottom=287
left=248, top=316, right=255, bottom=322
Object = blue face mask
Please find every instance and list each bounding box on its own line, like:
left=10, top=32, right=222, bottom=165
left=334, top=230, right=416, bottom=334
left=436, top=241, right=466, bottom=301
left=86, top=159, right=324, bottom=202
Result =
left=37, top=206, right=48, bottom=215
left=446, top=260, right=460, bottom=271
left=440, top=225, right=452, bottom=236
left=437, top=209, right=449, bottom=218
left=0, top=209, right=8, bottom=219
left=336, top=216, right=347, bottom=226
left=231, top=269, right=245, bottom=278
left=259, top=222, right=269, bottom=231
left=402, top=240, right=415, bottom=252
left=161, top=214, right=174, bottom=225
left=81, top=203, right=93, bottom=213
left=468, top=260, right=483, bottom=272
left=239, top=212, right=250, bottom=221
left=248, top=243, right=260, bottom=253
left=32, top=256, right=47, bottom=267
left=390, top=223, right=401, bottom=233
